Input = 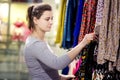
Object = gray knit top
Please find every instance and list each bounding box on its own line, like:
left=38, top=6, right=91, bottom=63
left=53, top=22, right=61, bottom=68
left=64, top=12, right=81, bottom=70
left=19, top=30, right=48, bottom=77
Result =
left=24, top=36, right=72, bottom=80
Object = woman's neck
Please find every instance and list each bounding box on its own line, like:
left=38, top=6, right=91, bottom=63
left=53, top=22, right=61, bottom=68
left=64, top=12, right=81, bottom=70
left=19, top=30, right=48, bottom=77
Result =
left=31, top=30, right=45, bottom=41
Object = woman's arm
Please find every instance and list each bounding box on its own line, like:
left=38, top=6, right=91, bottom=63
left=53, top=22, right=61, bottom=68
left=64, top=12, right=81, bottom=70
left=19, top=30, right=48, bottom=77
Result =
left=67, top=33, right=95, bottom=60
left=25, top=33, right=95, bottom=70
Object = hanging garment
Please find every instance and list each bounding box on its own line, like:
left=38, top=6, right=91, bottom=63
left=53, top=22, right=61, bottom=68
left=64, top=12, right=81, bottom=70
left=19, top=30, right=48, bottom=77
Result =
left=67, top=59, right=82, bottom=75
left=116, top=39, right=120, bottom=72
left=61, top=66, right=69, bottom=75
left=75, top=42, right=97, bottom=80
left=97, top=0, right=120, bottom=64
left=115, top=0, right=120, bottom=72
left=61, top=0, right=78, bottom=74
left=78, top=0, right=98, bottom=43
left=92, top=70, right=104, bottom=80
left=95, top=0, right=104, bottom=26
left=55, top=0, right=67, bottom=46
left=73, top=58, right=82, bottom=75
left=92, top=62, right=120, bottom=80
left=12, top=21, right=31, bottom=42
left=62, top=0, right=78, bottom=49
left=73, top=0, right=85, bottom=47
left=94, top=0, right=104, bottom=36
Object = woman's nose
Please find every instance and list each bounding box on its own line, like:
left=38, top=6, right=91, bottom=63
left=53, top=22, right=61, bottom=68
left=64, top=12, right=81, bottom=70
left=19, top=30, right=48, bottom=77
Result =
left=49, top=19, right=53, bottom=25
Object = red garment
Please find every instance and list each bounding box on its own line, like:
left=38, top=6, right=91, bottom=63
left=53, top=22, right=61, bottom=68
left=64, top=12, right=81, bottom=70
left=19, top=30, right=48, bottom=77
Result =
left=14, top=21, right=24, bottom=28
left=22, top=24, right=31, bottom=41
left=73, top=58, right=82, bottom=75
left=12, top=22, right=31, bottom=42
left=78, top=0, right=98, bottom=43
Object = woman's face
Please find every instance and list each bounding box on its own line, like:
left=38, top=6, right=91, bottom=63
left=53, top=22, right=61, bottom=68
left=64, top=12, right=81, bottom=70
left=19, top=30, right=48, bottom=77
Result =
left=34, top=11, right=53, bottom=32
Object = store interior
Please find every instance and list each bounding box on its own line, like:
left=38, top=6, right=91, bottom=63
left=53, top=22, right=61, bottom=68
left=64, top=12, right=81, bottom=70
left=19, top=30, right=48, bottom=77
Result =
left=1, top=0, right=120, bottom=80
left=0, top=0, right=64, bottom=80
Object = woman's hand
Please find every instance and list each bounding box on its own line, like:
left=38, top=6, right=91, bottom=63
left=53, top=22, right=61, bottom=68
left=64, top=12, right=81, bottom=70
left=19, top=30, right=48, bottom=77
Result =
left=81, top=33, right=95, bottom=46
left=60, top=74, right=75, bottom=80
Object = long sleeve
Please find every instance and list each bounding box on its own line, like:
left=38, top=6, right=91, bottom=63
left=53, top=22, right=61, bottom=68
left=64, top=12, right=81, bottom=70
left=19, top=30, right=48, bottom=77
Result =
left=24, top=37, right=72, bottom=70
left=24, top=36, right=72, bottom=80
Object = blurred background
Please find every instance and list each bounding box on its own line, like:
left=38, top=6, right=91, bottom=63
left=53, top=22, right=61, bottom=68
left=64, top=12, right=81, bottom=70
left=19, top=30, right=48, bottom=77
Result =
left=0, top=0, right=65, bottom=80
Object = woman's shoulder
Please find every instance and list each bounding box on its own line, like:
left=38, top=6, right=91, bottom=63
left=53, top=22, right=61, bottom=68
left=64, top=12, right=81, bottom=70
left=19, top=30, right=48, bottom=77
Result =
left=25, top=36, right=46, bottom=48
left=24, top=36, right=47, bottom=55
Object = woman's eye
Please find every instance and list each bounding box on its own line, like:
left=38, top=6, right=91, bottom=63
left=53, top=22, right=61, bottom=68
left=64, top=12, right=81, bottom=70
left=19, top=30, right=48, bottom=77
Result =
left=45, top=18, right=49, bottom=21
left=45, top=17, right=53, bottom=21
left=51, top=17, right=53, bottom=20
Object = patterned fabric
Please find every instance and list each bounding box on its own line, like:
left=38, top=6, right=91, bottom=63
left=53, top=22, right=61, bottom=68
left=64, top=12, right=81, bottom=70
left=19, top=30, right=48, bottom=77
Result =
left=75, top=42, right=97, bottom=80
left=95, top=0, right=104, bottom=26
left=78, top=0, right=98, bottom=43
left=116, top=0, right=120, bottom=72
left=97, top=0, right=120, bottom=64
left=116, top=39, right=120, bottom=71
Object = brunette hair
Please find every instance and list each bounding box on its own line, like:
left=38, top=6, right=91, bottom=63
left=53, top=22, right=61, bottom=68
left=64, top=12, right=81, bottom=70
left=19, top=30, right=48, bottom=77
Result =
left=26, top=3, right=52, bottom=30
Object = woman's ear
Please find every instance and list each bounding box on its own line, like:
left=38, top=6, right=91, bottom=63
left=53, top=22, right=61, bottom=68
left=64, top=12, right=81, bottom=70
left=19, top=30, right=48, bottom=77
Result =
left=33, top=17, right=38, bottom=25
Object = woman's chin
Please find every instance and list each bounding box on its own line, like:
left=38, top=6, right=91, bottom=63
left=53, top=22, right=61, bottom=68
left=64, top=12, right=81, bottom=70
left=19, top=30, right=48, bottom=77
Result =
left=46, top=29, right=51, bottom=32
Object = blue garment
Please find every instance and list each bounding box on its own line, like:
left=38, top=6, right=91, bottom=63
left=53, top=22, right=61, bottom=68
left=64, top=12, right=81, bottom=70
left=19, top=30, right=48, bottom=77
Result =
left=61, top=66, right=69, bottom=75
left=62, top=0, right=78, bottom=49
left=61, top=0, right=78, bottom=75
left=73, top=0, right=85, bottom=47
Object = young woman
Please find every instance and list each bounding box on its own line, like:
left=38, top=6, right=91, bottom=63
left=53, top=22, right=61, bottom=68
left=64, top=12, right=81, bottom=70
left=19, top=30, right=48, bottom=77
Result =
left=24, top=3, right=95, bottom=80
